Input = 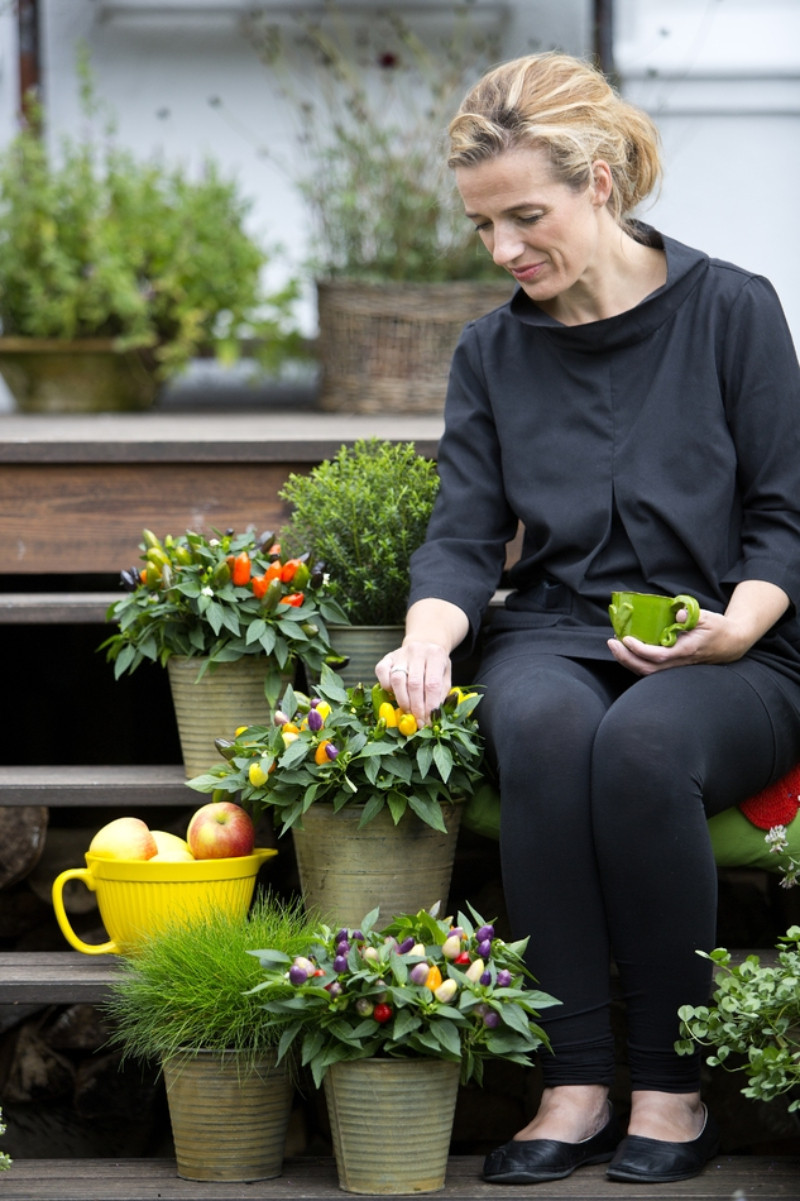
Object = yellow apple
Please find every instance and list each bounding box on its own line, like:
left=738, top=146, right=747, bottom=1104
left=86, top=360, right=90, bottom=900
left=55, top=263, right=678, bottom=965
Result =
left=89, top=816, right=157, bottom=860
left=186, top=801, right=255, bottom=860
left=150, top=830, right=195, bottom=862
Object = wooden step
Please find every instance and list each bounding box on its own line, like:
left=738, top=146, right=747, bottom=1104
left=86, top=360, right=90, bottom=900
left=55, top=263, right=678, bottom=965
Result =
left=0, top=952, right=122, bottom=1005
left=0, top=593, right=118, bottom=623
left=0, top=765, right=191, bottom=807
left=4, top=1154, right=799, bottom=1201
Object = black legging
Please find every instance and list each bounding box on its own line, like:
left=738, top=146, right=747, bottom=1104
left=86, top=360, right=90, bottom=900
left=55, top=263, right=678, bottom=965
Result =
left=476, top=646, right=800, bottom=1092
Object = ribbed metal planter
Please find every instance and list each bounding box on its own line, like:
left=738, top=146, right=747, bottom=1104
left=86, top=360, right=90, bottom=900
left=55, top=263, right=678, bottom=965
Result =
left=324, top=1058, right=460, bottom=1194
left=327, top=624, right=404, bottom=688
left=291, top=801, right=462, bottom=930
left=162, top=1049, right=292, bottom=1182
left=167, top=655, right=292, bottom=779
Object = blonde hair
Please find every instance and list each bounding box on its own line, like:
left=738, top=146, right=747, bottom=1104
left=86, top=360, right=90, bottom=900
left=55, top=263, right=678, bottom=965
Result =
left=448, top=52, right=662, bottom=226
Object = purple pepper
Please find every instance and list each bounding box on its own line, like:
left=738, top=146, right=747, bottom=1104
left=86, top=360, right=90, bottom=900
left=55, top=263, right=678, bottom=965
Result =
left=325, top=743, right=339, bottom=760
left=288, top=964, right=308, bottom=986
left=483, top=1010, right=500, bottom=1028
left=351, top=930, right=364, bottom=942
left=397, top=936, right=416, bottom=954
left=496, top=969, right=512, bottom=988
left=333, top=955, right=348, bottom=973
left=336, top=940, right=351, bottom=957
left=409, top=962, right=430, bottom=986
left=308, top=708, right=323, bottom=731
left=475, top=924, right=495, bottom=942
left=335, top=929, right=348, bottom=944
left=478, top=939, right=492, bottom=959
left=480, top=970, right=492, bottom=986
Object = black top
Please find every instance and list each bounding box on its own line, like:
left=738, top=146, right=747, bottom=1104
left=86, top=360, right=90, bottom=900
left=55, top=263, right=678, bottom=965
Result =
left=408, top=227, right=800, bottom=682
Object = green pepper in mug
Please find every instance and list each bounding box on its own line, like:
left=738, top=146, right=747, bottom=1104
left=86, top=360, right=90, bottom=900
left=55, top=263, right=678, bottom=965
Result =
left=609, top=591, right=700, bottom=648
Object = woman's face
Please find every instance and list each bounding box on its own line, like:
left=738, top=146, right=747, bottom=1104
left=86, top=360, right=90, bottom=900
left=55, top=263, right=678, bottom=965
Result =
left=455, top=145, right=612, bottom=310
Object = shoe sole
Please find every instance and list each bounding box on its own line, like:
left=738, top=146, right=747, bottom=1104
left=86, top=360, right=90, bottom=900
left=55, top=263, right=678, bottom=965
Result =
left=484, top=1151, right=615, bottom=1184
left=607, top=1147, right=719, bottom=1185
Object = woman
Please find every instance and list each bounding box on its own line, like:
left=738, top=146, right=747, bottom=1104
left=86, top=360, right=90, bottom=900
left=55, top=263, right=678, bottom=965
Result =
left=376, top=52, right=800, bottom=1185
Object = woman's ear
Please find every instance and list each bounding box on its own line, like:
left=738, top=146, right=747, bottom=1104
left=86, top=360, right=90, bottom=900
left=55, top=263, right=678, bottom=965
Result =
left=590, top=160, right=613, bottom=207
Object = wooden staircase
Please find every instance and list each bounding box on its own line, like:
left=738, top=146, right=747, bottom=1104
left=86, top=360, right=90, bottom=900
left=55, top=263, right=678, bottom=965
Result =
left=1, top=410, right=798, bottom=1199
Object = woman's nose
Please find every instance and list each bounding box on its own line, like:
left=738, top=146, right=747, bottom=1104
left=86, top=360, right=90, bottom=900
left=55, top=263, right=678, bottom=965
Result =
left=491, top=224, right=525, bottom=267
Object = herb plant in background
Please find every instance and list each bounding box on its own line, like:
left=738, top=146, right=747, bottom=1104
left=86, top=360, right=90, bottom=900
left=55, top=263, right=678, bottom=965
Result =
left=676, top=926, right=800, bottom=1111
left=100, top=527, right=347, bottom=707
left=0, top=52, right=302, bottom=381
left=188, top=664, right=484, bottom=835
left=250, top=903, right=558, bottom=1087
left=278, top=439, right=440, bottom=627
left=243, top=6, right=507, bottom=284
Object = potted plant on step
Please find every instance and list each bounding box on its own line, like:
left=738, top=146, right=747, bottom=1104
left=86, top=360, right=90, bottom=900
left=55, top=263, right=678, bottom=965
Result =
left=278, top=439, right=441, bottom=683
left=249, top=902, right=558, bottom=1194
left=188, top=664, right=484, bottom=927
left=0, top=57, right=302, bottom=412
left=676, top=924, right=800, bottom=1112
left=99, top=526, right=347, bottom=777
left=243, top=5, right=512, bottom=412
left=101, top=892, right=320, bottom=1182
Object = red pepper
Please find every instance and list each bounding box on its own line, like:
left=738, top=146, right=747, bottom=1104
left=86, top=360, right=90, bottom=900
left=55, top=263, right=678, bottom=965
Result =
left=454, top=952, right=472, bottom=965
left=279, top=592, right=304, bottom=607
left=251, top=573, right=270, bottom=600
left=373, top=1003, right=393, bottom=1024
left=232, top=552, right=251, bottom=586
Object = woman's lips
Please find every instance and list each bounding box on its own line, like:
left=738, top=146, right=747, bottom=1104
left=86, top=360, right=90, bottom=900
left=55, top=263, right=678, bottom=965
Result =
left=511, top=262, right=544, bottom=283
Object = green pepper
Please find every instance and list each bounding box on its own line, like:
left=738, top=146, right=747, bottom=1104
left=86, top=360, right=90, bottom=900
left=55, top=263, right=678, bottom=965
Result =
left=210, top=560, right=232, bottom=588
left=261, top=576, right=283, bottom=612
left=173, top=545, right=193, bottom=566
left=371, top=683, right=393, bottom=718
left=142, top=529, right=162, bottom=550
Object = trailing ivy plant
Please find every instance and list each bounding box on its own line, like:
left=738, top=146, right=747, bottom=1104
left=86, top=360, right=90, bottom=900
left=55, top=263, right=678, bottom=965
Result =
left=676, top=926, right=800, bottom=1111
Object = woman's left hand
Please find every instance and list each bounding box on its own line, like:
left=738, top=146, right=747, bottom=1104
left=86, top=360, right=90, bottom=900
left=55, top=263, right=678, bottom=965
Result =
left=608, top=580, right=791, bottom=676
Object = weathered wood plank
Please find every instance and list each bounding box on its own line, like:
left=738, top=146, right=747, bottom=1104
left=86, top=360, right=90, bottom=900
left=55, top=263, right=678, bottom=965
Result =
left=0, top=593, right=119, bottom=623
left=0, top=765, right=191, bottom=806
left=0, top=412, right=443, bottom=464
left=3, top=1155, right=798, bottom=1201
left=0, top=952, right=123, bottom=1004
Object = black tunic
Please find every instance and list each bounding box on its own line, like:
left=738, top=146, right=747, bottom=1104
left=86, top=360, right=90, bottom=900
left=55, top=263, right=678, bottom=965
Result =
left=408, top=227, right=800, bottom=683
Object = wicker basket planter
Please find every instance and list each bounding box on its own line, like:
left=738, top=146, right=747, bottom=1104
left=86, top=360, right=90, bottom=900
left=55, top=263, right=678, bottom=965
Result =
left=316, top=279, right=513, bottom=413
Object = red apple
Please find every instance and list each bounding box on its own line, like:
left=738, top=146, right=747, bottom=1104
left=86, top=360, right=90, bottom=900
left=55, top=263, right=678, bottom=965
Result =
left=89, top=816, right=158, bottom=860
left=186, top=802, right=255, bottom=860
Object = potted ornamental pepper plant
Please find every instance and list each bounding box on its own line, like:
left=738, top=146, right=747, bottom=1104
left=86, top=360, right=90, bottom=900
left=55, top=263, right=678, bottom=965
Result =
left=100, top=527, right=347, bottom=777
left=248, top=902, right=558, bottom=1195
left=188, top=663, right=484, bottom=926
left=101, top=893, right=320, bottom=1182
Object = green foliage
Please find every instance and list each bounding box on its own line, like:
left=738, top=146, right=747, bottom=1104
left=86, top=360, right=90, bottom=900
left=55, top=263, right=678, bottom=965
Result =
left=245, top=6, right=508, bottom=283
left=676, top=926, right=800, bottom=1110
left=99, top=527, right=348, bottom=708
left=101, top=892, right=320, bottom=1073
left=188, top=665, right=484, bottom=835
left=279, top=439, right=440, bottom=626
left=250, top=903, right=559, bottom=1087
left=0, top=58, right=303, bottom=377
left=0, top=1107, right=10, bottom=1172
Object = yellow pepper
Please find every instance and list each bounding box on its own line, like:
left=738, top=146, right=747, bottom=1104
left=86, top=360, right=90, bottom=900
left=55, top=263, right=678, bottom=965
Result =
left=397, top=712, right=418, bottom=736
left=378, top=702, right=398, bottom=727
left=425, top=965, right=443, bottom=992
left=249, top=761, right=268, bottom=787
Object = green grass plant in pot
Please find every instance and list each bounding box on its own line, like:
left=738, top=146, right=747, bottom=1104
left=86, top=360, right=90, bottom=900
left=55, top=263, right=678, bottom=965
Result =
left=188, top=664, right=484, bottom=927
left=99, top=526, right=347, bottom=777
left=278, top=439, right=441, bottom=684
left=243, top=6, right=512, bottom=412
left=0, top=57, right=303, bottom=412
left=101, top=892, right=319, bottom=1182
left=248, top=902, right=559, bottom=1194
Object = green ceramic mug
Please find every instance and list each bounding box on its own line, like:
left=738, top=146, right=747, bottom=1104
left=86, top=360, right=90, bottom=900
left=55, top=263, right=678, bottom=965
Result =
left=609, top=591, right=701, bottom=647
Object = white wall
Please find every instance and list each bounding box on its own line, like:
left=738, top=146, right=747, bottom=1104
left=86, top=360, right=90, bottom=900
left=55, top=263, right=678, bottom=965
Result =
left=617, top=0, right=800, bottom=342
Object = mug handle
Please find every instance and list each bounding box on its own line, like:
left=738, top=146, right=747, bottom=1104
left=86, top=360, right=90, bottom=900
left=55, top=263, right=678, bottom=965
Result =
left=660, top=595, right=701, bottom=647
left=609, top=599, right=633, bottom=638
left=51, top=867, right=119, bottom=955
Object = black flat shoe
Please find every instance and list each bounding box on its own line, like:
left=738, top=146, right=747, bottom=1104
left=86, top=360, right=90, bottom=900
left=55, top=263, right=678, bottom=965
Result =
left=606, top=1105, right=720, bottom=1184
left=482, top=1104, right=621, bottom=1184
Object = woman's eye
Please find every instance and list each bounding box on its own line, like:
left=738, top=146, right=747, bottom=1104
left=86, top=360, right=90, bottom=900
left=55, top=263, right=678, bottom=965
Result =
left=519, top=214, right=542, bottom=225
left=473, top=222, right=491, bottom=234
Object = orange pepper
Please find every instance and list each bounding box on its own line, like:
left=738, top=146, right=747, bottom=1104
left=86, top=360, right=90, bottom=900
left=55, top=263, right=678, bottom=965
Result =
left=279, top=592, right=304, bottom=607
left=231, top=552, right=251, bottom=586
left=315, top=739, right=332, bottom=765
left=425, top=965, right=443, bottom=992
left=280, top=558, right=302, bottom=583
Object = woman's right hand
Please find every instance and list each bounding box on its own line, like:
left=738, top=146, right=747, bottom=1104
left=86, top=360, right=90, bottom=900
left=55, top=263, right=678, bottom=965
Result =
left=375, top=640, right=453, bottom=724
left=374, top=598, right=470, bottom=724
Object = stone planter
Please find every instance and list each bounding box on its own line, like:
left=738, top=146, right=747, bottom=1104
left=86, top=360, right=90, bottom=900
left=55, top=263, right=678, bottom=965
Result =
left=0, top=337, right=158, bottom=412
